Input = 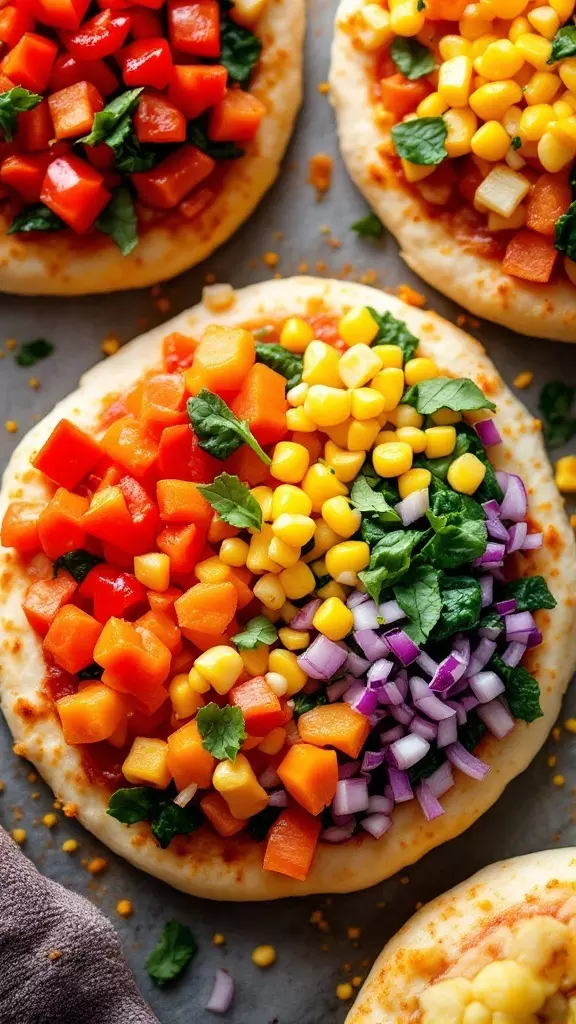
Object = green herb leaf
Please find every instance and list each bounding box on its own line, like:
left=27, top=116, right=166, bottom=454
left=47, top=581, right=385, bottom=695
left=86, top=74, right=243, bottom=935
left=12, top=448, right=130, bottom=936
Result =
left=232, top=615, right=278, bottom=650
left=555, top=200, right=576, bottom=262
left=255, top=342, right=303, bottom=390
left=478, top=607, right=503, bottom=634
left=500, top=575, right=556, bottom=613
left=187, top=388, right=271, bottom=465
left=548, top=25, right=576, bottom=63
left=391, top=37, right=435, bottom=80
left=96, top=188, right=139, bottom=256
left=417, top=0, right=426, bottom=11
left=408, top=746, right=444, bottom=784
left=196, top=703, right=247, bottom=761
left=146, top=921, right=196, bottom=987
left=247, top=806, right=281, bottom=840
left=77, top=662, right=104, bottom=681
left=53, top=549, right=102, bottom=583
left=80, top=88, right=143, bottom=145
left=293, top=690, right=328, bottom=717
left=151, top=801, right=202, bottom=849
left=188, top=121, right=244, bottom=160
left=350, top=475, right=401, bottom=522
left=359, top=529, right=426, bottom=602
left=350, top=212, right=383, bottom=238
left=197, top=471, right=262, bottom=530
left=367, top=307, right=419, bottom=362
left=0, top=87, right=41, bottom=142
left=538, top=380, right=576, bottom=448
left=428, top=477, right=485, bottom=523
left=419, top=516, right=487, bottom=569
left=432, top=575, right=482, bottom=639
left=7, top=204, right=65, bottom=236
left=491, top=654, right=542, bottom=723
left=15, top=339, right=54, bottom=367
left=393, top=565, right=441, bottom=644
left=415, top=432, right=470, bottom=481
left=107, top=787, right=158, bottom=825
left=403, top=376, right=496, bottom=414
left=220, top=15, right=262, bottom=86
left=391, top=116, right=447, bottom=166
left=511, top=135, right=522, bottom=150
left=107, top=787, right=201, bottom=849
left=106, top=116, right=157, bottom=173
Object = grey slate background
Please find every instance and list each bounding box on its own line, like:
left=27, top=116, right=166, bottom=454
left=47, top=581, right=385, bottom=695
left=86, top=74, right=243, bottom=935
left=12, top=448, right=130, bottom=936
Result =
left=1, top=0, right=576, bottom=1020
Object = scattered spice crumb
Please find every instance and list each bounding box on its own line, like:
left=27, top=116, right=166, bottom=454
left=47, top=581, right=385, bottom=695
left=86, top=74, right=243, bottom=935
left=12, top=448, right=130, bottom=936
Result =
left=87, top=857, right=108, bottom=875
left=397, top=284, right=426, bottom=307
left=28, top=377, right=40, bottom=391
left=5, top=338, right=16, bottom=350
left=251, top=945, right=276, bottom=968
left=318, top=919, right=330, bottom=933
left=570, top=514, right=576, bottom=530
left=360, top=269, right=377, bottom=285
left=552, top=727, right=561, bottom=741
left=336, top=982, right=353, bottom=1001
left=101, top=334, right=120, bottom=357
left=47, top=951, right=61, bottom=962
left=309, top=910, right=323, bottom=925
left=155, top=297, right=171, bottom=314
left=5, top=421, right=18, bottom=434
left=298, top=262, right=309, bottom=273
left=31, top=792, right=39, bottom=800
left=553, top=774, right=565, bottom=787
left=548, top=755, right=558, bottom=768
left=0, top=780, right=4, bottom=793
left=400, top=875, right=410, bottom=885
left=150, top=285, right=161, bottom=297
left=263, top=251, right=279, bottom=268
left=116, top=899, right=133, bottom=918
left=552, top=831, right=561, bottom=843
left=343, top=962, right=351, bottom=973
left=204, top=272, right=217, bottom=284
left=308, top=154, right=333, bottom=198
left=274, top=230, right=283, bottom=240
left=375, top=901, right=386, bottom=909
left=513, top=370, right=533, bottom=390
left=213, top=933, right=225, bottom=946
left=315, top=260, right=327, bottom=273
left=352, top=976, right=363, bottom=988
left=273, top=271, right=282, bottom=280
left=347, top=927, right=361, bottom=940
left=12, top=828, right=27, bottom=845
left=53, top=800, right=62, bottom=810
left=329, top=238, right=341, bottom=251
left=12, top=743, right=26, bottom=758
left=42, top=813, right=58, bottom=829
left=13, top=808, right=23, bottom=821
left=62, top=802, right=78, bottom=818
left=456, top=314, right=467, bottom=328
left=0, top=351, right=4, bottom=359
left=62, top=839, right=78, bottom=853
left=27, top=772, right=37, bottom=783
left=565, top=719, right=576, bottom=734
left=320, top=944, right=329, bottom=952
left=360, top=958, right=370, bottom=968
left=319, top=224, right=330, bottom=235
left=415, top=901, right=423, bottom=910
left=317, top=81, right=329, bottom=94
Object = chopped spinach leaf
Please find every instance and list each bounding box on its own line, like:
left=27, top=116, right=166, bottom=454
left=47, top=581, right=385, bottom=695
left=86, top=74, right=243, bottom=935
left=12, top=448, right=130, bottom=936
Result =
left=293, top=690, right=328, bottom=717
left=107, top=787, right=158, bottom=825
left=197, top=472, right=262, bottom=530
left=393, top=565, right=441, bottom=644
left=359, top=529, right=426, bottom=602
left=96, top=188, right=139, bottom=257
left=254, top=342, right=303, bottom=390
left=107, top=787, right=201, bottom=848
left=220, top=15, right=262, bottom=87
left=491, top=654, right=542, bottom=722
left=350, top=212, right=383, bottom=238
left=196, top=703, right=246, bottom=761
left=418, top=515, right=487, bottom=570
left=7, top=205, right=65, bottom=235
left=538, top=380, right=576, bottom=448
left=15, top=339, right=54, bottom=367
left=432, top=575, right=482, bottom=639
left=548, top=25, right=576, bottom=63
left=403, top=376, right=496, bottom=415
left=500, top=575, right=556, bottom=612
left=53, top=549, right=102, bottom=583
left=415, top=432, right=470, bottom=481
left=478, top=608, right=503, bottom=633
left=0, top=87, right=41, bottom=142
left=151, top=801, right=202, bottom=849
left=511, top=135, right=522, bottom=150
left=232, top=615, right=278, bottom=650
left=247, top=806, right=281, bottom=841
left=187, top=389, right=271, bottom=464
left=108, top=118, right=157, bottom=174
left=350, top=475, right=401, bottom=522
left=408, top=746, right=444, bottom=784
left=367, top=307, right=419, bottom=362
left=80, top=88, right=143, bottom=146
left=555, top=200, right=576, bottom=262
left=391, top=116, right=447, bottom=166
left=146, top=921, right=196, bottom=987
left=459, top=711, right=487, bottom=753
left=391, top=37, right=435, bottom=80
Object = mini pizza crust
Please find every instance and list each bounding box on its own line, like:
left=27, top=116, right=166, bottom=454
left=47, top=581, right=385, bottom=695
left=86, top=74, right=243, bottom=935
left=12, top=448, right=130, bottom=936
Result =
left=0, top=0, right=304, bottom=296
left=1, top=277, right=574, bottom=900
left=329, top=0, right=576, bottom=342
left=346, top=847, right=576, bottom=1023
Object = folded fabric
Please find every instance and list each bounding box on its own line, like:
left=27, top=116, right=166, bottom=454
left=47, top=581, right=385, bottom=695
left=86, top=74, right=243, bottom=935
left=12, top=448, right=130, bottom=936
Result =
left=0, top=827, right=159, bottom=1024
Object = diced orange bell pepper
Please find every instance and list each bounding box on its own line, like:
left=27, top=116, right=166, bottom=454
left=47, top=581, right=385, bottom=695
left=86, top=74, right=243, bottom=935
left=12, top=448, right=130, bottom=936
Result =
left=0, top=152, right=54, bottom=203
left=100, top=415, right=159, bottom=478
left=82, top=485, right=135, bottom=548
left=33, top=419, right=103, bottom=490
left=174, top=580, right=237, bottom=634
left=290, top=430, right=323, bottom=464
left=297, top=703, right=371, bottom=759
left=136, top=608, right=182, bottom=654
left=229, top=675, right=284, bottom=736
left=23, top=572, right=78, bottom=637
left=57, top=683, right=126, bottom=744
left=263, top=806, right=321, bottom=881
left=139, top=373, right=187, bottom=436
left=180, top=627, right=231, bottom=651
left=168, top=0, right=220, bottom=56
left=502, top=229, right=559, bottom=283
left=0, top=6, right=34, bottom=48
left=37, top=487, right=89, bottom=561
left=525, top=172, right=572, bottom=237
left=277, top=743, right=338, bottom=817
left=4, top=32, right=58, bottom=93
left=156, top=522, right=207, bottom=574
left=94, top=617, right=172, bottom=705
left=44, top=604, right=103, bottom=674
left=162, top=331, right=197, bottom=373
left=34, top=0, right=90, bottom=29
left=208, top=89, right=266, bottom=142
left=192, top=325, right=255, bottom=396
left=117, top=474, right=161, bottom=553
left=231, top=363, right=287, bottom=446
left=156, top=479, right=212, bottom=525
left=158, top=424, right=219, bottom=483
left=200, top=790, right=246, bottom=837
left=134, top=89, right=186, bottom=143
left=131, top=144, right=215, bottom=209
left=147, top=586, right=182, bottom=616
left=16, top=100, right=54, bottom=153
left=48, top=81, right=105, bottom=140
left=379, top=73, right=430, bottom=119
left=167, top=718, right=215, bottom=790
left=41, top=152, right=111, bottom=233
left=168, top=64, right=227, bottom=120
left=227, top=566, right=253, bottom=610
left=224, top=444, right=271, bottom=487
left=1, top=501, right=43, bottom=554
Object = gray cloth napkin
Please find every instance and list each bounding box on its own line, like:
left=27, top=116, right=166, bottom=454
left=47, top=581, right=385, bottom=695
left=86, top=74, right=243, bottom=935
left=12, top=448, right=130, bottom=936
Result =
left=0, top=827, right=159, bottom=1024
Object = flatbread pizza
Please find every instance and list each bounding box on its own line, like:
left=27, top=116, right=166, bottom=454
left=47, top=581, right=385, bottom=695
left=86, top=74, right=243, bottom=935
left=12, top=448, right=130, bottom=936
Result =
left=0, top=0, right=303, bottom=296
left=0, top=276, right=574, bottom=900
left=346, top=847, right=576, bottom=1023
left=330, top=0, right=576, bottom=341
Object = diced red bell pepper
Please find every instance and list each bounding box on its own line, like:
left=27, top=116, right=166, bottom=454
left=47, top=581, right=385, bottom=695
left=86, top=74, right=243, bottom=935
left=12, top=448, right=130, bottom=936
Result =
left=0, top=501, right=43, bottom=554
left=0, top=7, right=35, bottom=48
left=34, top=0, right=90, bottom=29
left=4, top=32, right=58, bottom=93
left=126, top=6, right=163, bottom=37
left=94, top=617, right=171, bottom=703
left=49, top=54, right=118, bottom=96
left=84, top=141, right=115, bottom=169
left=40, top=154, right=111, bottom=233
left=158, top=423, right=218, bottom=482
left=131, top=144, right=215, bottom=209
left=61, top=9, right=132, bottom=61
left=48, top=81, right=105, bottom=140
left=91, top=569, right=148, bottom=623
left=23, top=572, right=78, bottom=638
left=162, top=332, right=197, bottom=373
left=209, top=89, right=266, bottom=142
left=134, top=90, right=186, bottom=144
left=120, top=37, right=173, bottom=89
left=15, top=101, right=54, bottom=153
left=96, top=0, right=131, bottom=7
left=134, top=0, right=166, bottom=8
left=117, top=474, right=161, bottom=552
left=37, top=487, right=89, bottom=560
left=100, top=415, right=159, bottom=477
left=168, top=64, right=227, bottom=120
left=229, top=676, right=285, bottom=736
left=168, top=0, right=220, bottom=56
left=33, top=419, right=103, bottom=490
left=0, top=152, right=54, bottom=203
left=156, top=522, right=206, bottom=574
left=502, top=229, right=559, bottom=283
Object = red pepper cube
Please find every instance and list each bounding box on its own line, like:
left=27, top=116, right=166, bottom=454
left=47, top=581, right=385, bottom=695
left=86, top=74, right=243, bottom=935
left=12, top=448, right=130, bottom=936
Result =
left=40, top=153, right=111, bottom=233
left=92, top=569, right=148, bottom=623
left=0, top=6, right=35, bottom=48
left=0, top=152, right=54, bottom=203
left=48, top=81, right=105, bottom=140
left=135, top=0, right=166, bottom=8
left=134, top=90, right=186, bottom=144
left=16, top=101, right=54, bottom=153
left=34, top=0, right=90, bottom=29
left=37, top=487, right=89, bottom=561
left=168, top=0, right=220, bottom=56
left=162, top=331, right=197, bottom=373
left=117, top=474, right=161, bottom=553
left=32, top=419, right=103, bottom=490
left=84, top=142, right=115, bottom=170
left=156, top=522, right=206, bottom=574
left=23, top=573, right=79, bottom=638
left=44, top=605, right=103, bottom=675
left=131, top=144, right=215, bottom=209
left=61, top=10, right=132, bottom=62
left=168, top=64, right=227, bottom=120
left=49, top=55, right=119, bottom=97
left=4, top=33, right=58, bottom=93
left=229, top=676, right=285, bottom=736
left=209, top=89, right=266, bottom=142
left=120, top=38, right=173, bottom=90
left=128, top=6, right=163, bottom=38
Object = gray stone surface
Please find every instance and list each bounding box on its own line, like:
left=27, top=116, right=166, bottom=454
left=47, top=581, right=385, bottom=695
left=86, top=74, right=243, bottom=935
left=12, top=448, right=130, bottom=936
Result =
left=1, top=1, right=576, bottom=1020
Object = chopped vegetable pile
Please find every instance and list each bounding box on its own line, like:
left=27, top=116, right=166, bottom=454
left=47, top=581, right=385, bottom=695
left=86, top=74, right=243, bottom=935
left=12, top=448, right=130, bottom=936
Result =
left=0, top=0, right=266, bottom=253
left=351, top=0, right=576, bottom=286
left=1, top=304, right=555, bottom=882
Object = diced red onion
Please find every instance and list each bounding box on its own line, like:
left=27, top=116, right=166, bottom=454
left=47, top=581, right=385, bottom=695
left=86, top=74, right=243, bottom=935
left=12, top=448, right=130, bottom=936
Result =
left=416, top=780, right=444, bottom=821
left=206, top=970, right=235, bottom=1014
left=377, top=678, right=404, bottom=706
left=333, top=811, right=354, bottom=826
left=367, top=658, right=394, bottom=689
left=473, top=542, right=505, bottom=567
left=482, top=499, right=501, bottom=520
left=321, top=825, right=355, bottom=843
left=476, top=697, right=515, bottom=739
left=479, top=574, right=494, bottom=608
left=354, top=629, right=390, bottom=662
left=505, top=610, right=536, bottom=639
left=496, top=598, right=516, bottom=615
left=387, top=732, right=430, bottom=770
left=345, top=650, right=371, bottom=677
left=258, top=765, right=281, bottom=789
left=387, top=766, right=413, bottom=802
left=437, top=715, right=458, bottom=748
left=409, top=676, right=430, bottom=702
left=385, top=628, right=420, bottom=666
left=353, top=599, right=380, bottom=631
left=416, top=651, right=439, bottom=677
left=173, top=782, right=198, bottom=807
left=368, top=794, right=394, bottom=814
left=445, top=700, right=467, bottom=726
left=360, top=813, right=392, bottom=838
left=390, top=702, right=415, bottom=726
left=469, top=670, right=505, bottom=703
left=298, top=635, right=348, bottom=680
left=474, top=418, right=501, bottom=447
left=380, top=723, right=405, bottom=745
left=361, top=749, right=387, bottom=772
left=395, top=487, right=430, bottom=526
left=445, top=741, right=490, bottom=780
left=461, top=695, right=479, bottom=713
left=409, top=714, right=438, bottom=741
left=479, top=622, right=502, bottom=641
left=338, top=761, right=360, bottom=780
left=500, top=473, right=527, bottom=522
left=378, top=599, right=406, bottom=625
left=506, top=521, right=527, bottom=554
left=344, top=682, right=378, bottom=717
left=333, top=777, right=369, bottom=816
left=347, top=590, right=369, bottom=609
left=430, top=653, right=466, bottom=693
left=327, top=677, right=352, bottom=702
left=527, top=628, right=543, bottom=648
left=496, top=469, right=509, bottom=492
left=453, top=633, right=471, bottom=664
left=465, top=638, right=497, bottom=678
left=370, top=708, right=390, bottom=727
left=501, top=641, right=526, bottom=667
left=522, top=532, right=543, bottom=550
left=290, top=598, right=322, bottom=631
left=427, top=761, right=454, bottom=798
left=416, top=692, right=458, bottom=721
left=268, top=789, right=288, bottom=807
left=487, top=518, right=509, bottom=542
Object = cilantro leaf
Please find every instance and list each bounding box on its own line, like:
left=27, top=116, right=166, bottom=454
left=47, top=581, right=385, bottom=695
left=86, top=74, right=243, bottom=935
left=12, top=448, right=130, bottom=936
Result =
left=417, top=0, right=426, bottom=11
left=0, top=87, right=41, bottom=142
left=151, top=801, right=202, bottom=849
left=96, top=188, right=139, bottom=257
left=350, top=475, right=401, bottom=522
left=350, top=212, right=383, bottom=238
left=403, top=376, right=496, bottom=414
left=106, top=116, right=157, bottom=173
left=188, top=121, right=244, bottom=160
left=393, top=565, right=441, bottom=644
left=7, top=205, right=65, bottom=236
left=500, top=575, right=556, bottom=612
left=107, top=787, right=201, bottom=848
left=187, top=389, right=271, bottom=464
left=367, top=307, right=419, bottom=362
left=196, top=703, right=246, bottom=761
left=538, top=380, right=576, bottom=448
left=146, top=921, right=196, bottom=987
left=432, top=575, right=482, bottom=639
left=232, top=615, right=278, bottom=650
left=391, top=116, right=447, bottom=166
left=548, top=25, right=576, bottom=63
left=391, top=37, right=435, bottom=80
left=80, top=88, right=143, bottom=145
left=555, top=200, right=576, bottom=262
left=197, top=472, right=262, bottom=530
left=255, top=342, right=303, bottom=390
left=359, top=529, right=425, bottom=602
left=511, top=135, right=522, bottom=150
left=491, top=654, right=542, bottom=723
left=15, top=339, right=54, bottom=367
left=293, top=690, right=328, bottom=717
left=53, top=549, right=102, bottom=583
left=107, top=787, right=159, bottom=824
left=220, top=16, right=262, bottom=87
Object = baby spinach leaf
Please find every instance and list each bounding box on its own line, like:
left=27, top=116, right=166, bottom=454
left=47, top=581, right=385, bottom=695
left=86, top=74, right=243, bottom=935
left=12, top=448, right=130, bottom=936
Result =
left=432, top=575, right=482, bottom=639
left=391, top=116, right=447, bottom=166
left=415, top=432, right=470, bottom=481
left=548, top=25, right=576, bottom=63
left=146, top=921, right=196, bottom=987
left=360, top=516, right=393, bottom=548
left=15, top=339, right=54, bottom=367
left=455, top=424, right=503, bottom=503
left=367, top=307, right=419, bottom=362
left=232, top=615, right=278, bottom=650
left=491, top=654, right=542, bottom=722
left=391, top=37, right=435, bottom=80
left=107, top=787, right=158, bottom=825
left=359, top=529, right=425, bottom=602
left=187, top=389, right=271, bottom=464
left=419, top=516, right=487, bottom=569
left=81, top=88, right=143, bottom=145
left=350, top=475, right=401, bottom=521
left=107, top=118, right=157, bottom=173
left=247, top=806, right=281, bottom=840
left=196, top=703, right=246, bottom=761
left=393, top=565, right=441, bottom=644
left=7, top=205, right=65, bottom=235
left=478, top=608, right=503, bottom=634
left=96, top=188, right=139, bottom=257
left=500, top=575, right=556, bottom=612
left=107, top=787, right=201, bottom=849
left=151, top=802, right=202, bottom=849
left=350, top=212, right=383, bottom=238
left=0, top=87, right=41, bottom=142
left=188, top=121, right=244, bottom=160
left=254, top=342, right=303, bottom=390
left=53, top=549, right=102, bottom=583
left=293, top=690, right=328, bottom=717
left=403, top=377, right=496, bottom=415
left=428, top=478, right=485, bottom=523
left=538, top=380, right=576, bottom=448
left=554, top=200, right=576, bottom=262
left=197, top=472, right=262, bottom=530
left=220, top=16, right=262, bottom=86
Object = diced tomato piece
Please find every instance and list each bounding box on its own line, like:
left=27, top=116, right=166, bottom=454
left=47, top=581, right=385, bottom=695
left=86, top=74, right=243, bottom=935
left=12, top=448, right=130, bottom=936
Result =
left=135, top=0, right=166, bottom=8
left=23, top=573, right=78, bottom=638
left=525, top=172, right=572, bottom=237
left=4, top=32, right=58, bottom=93
left=168, top=64, right=227, bottom=120
left=229, top=675, right=284, bottom=736
left=224, top=443, right=270, bottom=487
left=128, top=6, right=163, bottom=37
left=162, top=331, right=196, bottom=373
left=61, top=9, right=132, bottom=61
left=158, top=424, right=219, bottom=482
left=117, top=474, right=161, bottom=552
left=457, top=156, right=484, bottom=206
left=379, top=73, right=430, bottom=119
left=120, top=37, right=173, bottom=90
left=41, top=154, right=110, bottom=233
left=100, top=415, right=159, bottom=477
left=502, top=228, right=559, bottom=283
left=156, top=479, right=212, bottom=525
left=33, top=419, right=103, bottom=490
left=0, top=6, right=34, bottom=48
left=92, top=569, right=148, bottom=623
left=48, top=81, right=105, bottom=140
left=34, top=0, right=90, bottom=29
left=178, top=182, right=217, bottom=221
left=168, top=0, right=220, bottom=56
left=84, top=141, right=115, bottom=169
left=134, top=90, right=186, bottom=144
left=208, top=89, right=266, bottom=142
left=49, top=54, right=118, bottom=96
left=95, top=0, right=131, bottom=7
left=0, top=152, right=54, bottom=203
left=15, top=101, right=54, bottom=153
left=131, top=144, right=215, bottom=209
left=1, top=501, right=43, bottom=554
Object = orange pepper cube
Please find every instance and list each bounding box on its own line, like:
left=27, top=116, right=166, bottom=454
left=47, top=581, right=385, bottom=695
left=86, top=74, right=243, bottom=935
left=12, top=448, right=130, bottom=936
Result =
left=94, top=617, right=172, bottom=693
left=297, top=703, right=371, bottom=759
left=167, top=719, right=215, bottom=790
left=231, top=363, right=287, bottom=447
left=174, top=581, right=237, bottom=634
left=32, top=418, right=103, bottom=490
left=23, top=573, right=78, bottom=638
left=100, top=415, right=159, bottom=478
left=156, top=522, right=206, bottom=574
left=263, top=807, right=321, bottom=881
left=37, top=487, right=89, bottom=560
left=44, top=605, right=103, bottom=674
left=57, top=683, right=125, bottom=744
left=139, top=373, right=187, bottom=435
left=277, top=743, right=338, bottom=817
left=122, top=736, right=172, bottom=789
left=82, top=485, right=135, bottom=550
left=48, top=80, right=104, bottom=139
left=156, top=479, right=212, bottom=525
left=1, top=501, right=43, bottom=554
left=229, top=675, right=284, bottom=737
left=192, top=325, right=255, bottom=395
left=208, top=89, right=265, bottom=142
left=200, top=791, right=246, bottom=837
left=136, top=609, right=182, bottom=655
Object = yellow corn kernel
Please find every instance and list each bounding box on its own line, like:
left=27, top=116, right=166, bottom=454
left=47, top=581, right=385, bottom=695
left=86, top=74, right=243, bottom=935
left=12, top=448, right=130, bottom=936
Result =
left=527, top=4, right=559, bottom=38
left=373, top=441, right=413, bottom=478
left=338, top=307, right=379, bottom=346
left=230, top=0, right=266, bottom=27
left=417, top=91, right=450, bottom=117
left=169, top=674, right=204, bottom=720
left=286, top=381, right=308, bottom=407
left=250, top=485, right=273, bottom=521
left=555, top=454, right=576, bottom=493
left=354, top=3, right=393, bottom=50
left=338, top=344, right=382, bottom=389
left=268, top=536, right=301, bottom=569
left=313, top=597, right=354, bottom=642
left=471, top=33, right=499, bottom=60
left=194, top=646, right=244, bottom=694
left=247, top=523, right=282, bottom=574
left=398, top=467, right=432, bottom=498
left=188, top=666, right=211, bottom=694
left=302, top=340, right=342, bottom=387
left=272, top=484, right=312, bottom=519
left=264, top=673, right=287, bottom=698
left=279, top=601, right=299, bottom=624
left=401, top=158, right=435, bottom=183
left=280, top=316, right=315, bottom=353
left=432, top=407, right=462, bottom=424
left=269, top=648, right=307, bottom=696
left=387, top=404, right=424, bottom=428
left=524, top=70, right=561, bottom=106
left=253, top=572, right=286, bottom=610
left=553, top=100, right=575, bottom=119
left=469, top=79, right=523, bottom=120
left=395, top=426, right=427, bottom=452
left=325, top=541, right=370, bottom=584
left=272, top=513, right=316, bottom=548
left=447, top=452, right=487, bottom=494
left=321, top=495, right=361, bottom=538
left=286, top=407, right=316, bottom=432
left=372, top=344, right=404, bottom=368
left=122, top=738, right=171, bottom=789
left=302, top=463, right=348, bottom=512
left=371, top=367, right=405, bottom=411
left=483, top=0, right=526, bottom=16
left=538, top=130, right=576, bottom=170
left=304, top=385, right=351, bottom=427
left=317, top=579, right=348, bottom=600
left=390, top=0, right=425, bottom=35
left=240, top=645, right=269, bottom=676
left=347, top=418, right=381, bottom=450
left=194, top=555, right=228, bottom=584
left=375, top=429, right=397, bottom=445
left=444, top=107, right=478, bottom=157
left=133, top=552, right=170, bottom=592
left=471, top=960, right=547, bottom=1014
left=404, top=357, right=438, bottom=386
left=424, top=425, right=457, bottom=458
left=438, top=55, right=473, bottom=106
left=322, top=419, right=351, bottom=448
left=439, top=34, right=473, bottom=59
left=474, top=164, right=530, bottom=215
left=560, top=59, right=576, bottom=94
left=350, top=386, right=386, bottom=420
left=549, top=0, right=574, bottom=17
left=471, top=120, right=511, bottom=159
left=279, top=561, right=316, bottom=599
left=324, top=439, right=366, bottom=483
left=219, top=537, right=249, bottom=567
left=514, top=32, right=552, bottom=69
left=487, top=204, right=527, bottom=230
left=278, top=626, right=310, bottom=651
left=303, top=517, right=342, bottom=561
left=257, top=727, right=287, bottom=755
left=213, top=753, right=268, bottom=820
left=519, top=102, right=555, bottom=140
left=460, top=13, right=493, bottom=41
left=270, top=442, right=310, bottom=483
left=476, top=38, right=524, bottom=78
